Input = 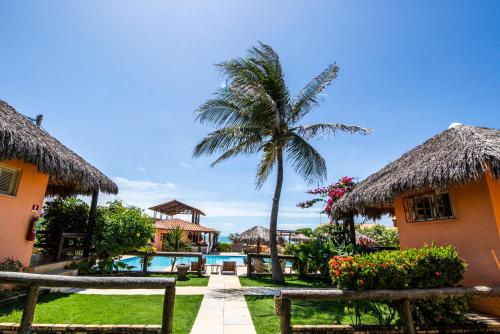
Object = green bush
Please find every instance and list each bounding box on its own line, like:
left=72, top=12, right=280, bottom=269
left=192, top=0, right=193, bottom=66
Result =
left=356, top=224, right=399, bottom=247
left=330, top=245, right=468, bottom=326
left=38, top=198, right=89, bottom=257
left=215, top=242, right=231, bottom=252
left=91, top=200, right=155, bottom=273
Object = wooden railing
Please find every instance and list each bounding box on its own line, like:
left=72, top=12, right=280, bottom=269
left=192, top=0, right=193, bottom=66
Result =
left=56, top=232, right=86, bottom=260
left=246, top=253, right=297, bottom=277
left=276, top=286, right=500, bottom=334
left=0, top=271, right=176, bottom=334
left=126, top=251, right=204, bottom=276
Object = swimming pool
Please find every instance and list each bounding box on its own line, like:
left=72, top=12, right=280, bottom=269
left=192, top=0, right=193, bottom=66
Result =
left=117, top=255, right=246, bottom=271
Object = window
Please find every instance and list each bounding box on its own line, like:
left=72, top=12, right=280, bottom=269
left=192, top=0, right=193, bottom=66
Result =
left=403, top=191, right=454, bottom=222
left=0, top=166, right=21, bottom=196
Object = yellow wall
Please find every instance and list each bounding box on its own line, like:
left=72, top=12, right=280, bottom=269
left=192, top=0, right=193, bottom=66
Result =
left=0, top=160, right=49, bottom=267
left=394, top=174, right=500, bottom=315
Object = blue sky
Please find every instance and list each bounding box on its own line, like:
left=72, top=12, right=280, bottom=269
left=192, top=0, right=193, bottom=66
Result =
left=1, top=1, right=499, bottom=235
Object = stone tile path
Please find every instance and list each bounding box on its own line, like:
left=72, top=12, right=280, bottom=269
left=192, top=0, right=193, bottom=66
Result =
left=190, top=275, right=256, bottom=334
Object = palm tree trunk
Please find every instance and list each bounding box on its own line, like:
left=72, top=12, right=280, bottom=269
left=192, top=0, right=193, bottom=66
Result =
left=270, top=148, right=285, bottom=284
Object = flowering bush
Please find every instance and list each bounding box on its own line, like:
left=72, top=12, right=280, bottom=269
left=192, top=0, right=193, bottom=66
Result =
left=297, top=176, right=355, bottom=216
left=330, top=245, right=468, bottom=325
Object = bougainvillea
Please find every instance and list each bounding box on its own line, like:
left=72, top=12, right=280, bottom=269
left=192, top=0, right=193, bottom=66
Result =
left=297, top=176, right=356, bottom=217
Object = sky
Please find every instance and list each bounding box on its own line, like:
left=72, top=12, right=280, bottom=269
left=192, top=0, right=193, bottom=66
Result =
left=1, top=1, right=499, bottom=235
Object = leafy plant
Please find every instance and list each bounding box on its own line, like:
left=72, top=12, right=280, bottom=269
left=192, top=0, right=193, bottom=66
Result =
left=356, top=224, right=399, bottom=247
left=193, top=43, right=371, bottom=283
left=0, top=257, right=24, bottom=272
left=162, top=226, right=191, bottom=271
left=228, top=233, right=240, bottom=243
left=38, top=197, right=89, bottom=257
left=91, top=200, right=155, bottom=273
left=330, top=245, right=468, bottom=326
left=215, top=242, right=231, bottom=252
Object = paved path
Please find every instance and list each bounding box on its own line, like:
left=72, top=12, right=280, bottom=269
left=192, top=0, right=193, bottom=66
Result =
left=190, top=275, right=256, bottom=334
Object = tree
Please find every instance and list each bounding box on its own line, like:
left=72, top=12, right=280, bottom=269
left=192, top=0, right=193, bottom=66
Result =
left=193, top=43, right=371, bottom=283
left=93, top=200, right=155, bottom=264
left=162, top=226, right=191, bottom=271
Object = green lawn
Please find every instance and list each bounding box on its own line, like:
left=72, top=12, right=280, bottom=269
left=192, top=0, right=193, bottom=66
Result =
left=245, top=296, right=398, bottom=334
left=148, top=273, right=209, bottom=287
left=239, top=275, right=330, bottom=288
left=0, top=293, right=203, bottom=334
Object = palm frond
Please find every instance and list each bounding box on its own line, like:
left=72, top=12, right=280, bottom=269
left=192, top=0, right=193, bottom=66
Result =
left=193, top=126, right=263, bottom=158
left=289, top=64, right=339, bottom=123
left=210, top=138, right=262, bottom=167
left=285, top=133, right=327, bottom=184
left=296, top=123, right=372, bottom=139
left=255, top=143, right=277, bottom=189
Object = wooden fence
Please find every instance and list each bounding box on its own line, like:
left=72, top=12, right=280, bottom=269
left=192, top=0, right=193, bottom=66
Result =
left=276, top=286, right=500, bottom=334
left=126, top=251, right=204, bottom=276
left=246, top=253, right=297, bottom=277
left=0, top=271, right=176, bottom=334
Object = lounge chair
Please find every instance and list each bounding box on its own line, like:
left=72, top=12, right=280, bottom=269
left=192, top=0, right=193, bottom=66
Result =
left=190, top=258, right=206, bottom=273
left=221, top=261, right=237, bottom=275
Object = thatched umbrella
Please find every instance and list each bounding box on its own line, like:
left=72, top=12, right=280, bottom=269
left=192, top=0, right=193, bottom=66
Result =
left=333, top=125, right=500, bottom=219
left=236, top=226, right=270, bottom=254
left=0, top=100, right=118, bottom=196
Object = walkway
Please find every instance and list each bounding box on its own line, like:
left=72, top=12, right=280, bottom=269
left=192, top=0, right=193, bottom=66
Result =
left=190, top=275, right=256, bottom=334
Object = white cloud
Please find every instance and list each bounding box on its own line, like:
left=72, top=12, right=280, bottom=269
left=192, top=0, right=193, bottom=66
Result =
left=179, top=162, right=192, bottom=169
left=137, top=167, right=147, bottom=172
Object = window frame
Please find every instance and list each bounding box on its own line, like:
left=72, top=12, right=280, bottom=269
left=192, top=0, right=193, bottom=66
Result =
left=403, top=190, right=455, bottom=223
left=0, top=165, right=22, bottom=197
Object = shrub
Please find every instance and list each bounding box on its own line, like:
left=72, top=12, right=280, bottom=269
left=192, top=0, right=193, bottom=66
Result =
left=215, top=242, right=231, bottom=252
left=38, top=198, right=89, bottom=257
left=330, top=245, right=468, bottom=326
left=91, top=200, right=155, bottom=273
left=356, top=224, right=399, bottom=247
left=0, top=257, right=24, bottom=272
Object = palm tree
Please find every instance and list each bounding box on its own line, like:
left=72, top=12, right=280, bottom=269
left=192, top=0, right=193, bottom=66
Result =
left=163, top=226, right=191, bottom=271
left=193, top=43, right=371, bottom=283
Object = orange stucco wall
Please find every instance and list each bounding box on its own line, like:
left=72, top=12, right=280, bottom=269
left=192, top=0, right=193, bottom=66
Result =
left=394, top=174, right=500, bottom=315
left=0, top=160, right=49, bottom=267
left=153, top=229, right=191, bottom=251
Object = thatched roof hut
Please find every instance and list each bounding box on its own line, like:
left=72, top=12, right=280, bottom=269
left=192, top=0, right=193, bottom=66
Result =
left=236, top=226, right=270, bottom=243
left=0, top=100, right=118, bottom=196
left=334, top=125, right=500, bottom=218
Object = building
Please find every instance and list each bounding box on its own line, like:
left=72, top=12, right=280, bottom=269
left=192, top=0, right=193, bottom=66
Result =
left=334, top=125, right=500, bottom=316
left=0, top=100, right=117, bottom=267
left=150, top=200, right=219, bottom=253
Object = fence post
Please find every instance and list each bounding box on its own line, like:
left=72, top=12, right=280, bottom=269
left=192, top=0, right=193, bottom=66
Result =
left=142, top=253, right=149, bottom=273
left=246, top=254, right=252, bottom=277
left=280, top=297, right=292, bottom=334
left=19, top=285, right=39, bottom=334
left=161, top=285, right=176, bottom=334
left=197, top=255, right=202, bottom=276
left=402, top=298, right=416, bottom=334
left=56, top=234, right=65, bottom=261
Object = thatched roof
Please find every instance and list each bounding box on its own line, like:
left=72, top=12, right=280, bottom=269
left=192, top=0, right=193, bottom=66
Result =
left=334, top=125, right=500, bottom=218
left=0, top=100, right=118, bottom=196
left=236, top=226, right=270, bottom=243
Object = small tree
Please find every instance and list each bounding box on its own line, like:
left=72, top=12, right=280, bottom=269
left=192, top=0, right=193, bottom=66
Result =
left=92, top=200, right=155, bottom=272
left=39, top=197, right=89, bottom=257
left=162, top=226, right=191, bottom=271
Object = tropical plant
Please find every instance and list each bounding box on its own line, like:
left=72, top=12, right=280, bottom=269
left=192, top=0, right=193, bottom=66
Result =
left=356, top=224, right=399, bottom=247
left=162, top=226, right=191, bottom=271
left=91, top=200, right=155, bottom=273
left=228, top=233, right=240, bottom=243
left=0, top=257, right=24, bottom=272
left=38, top=197, right=89, bottom=257
left=193, top=43, right=371, bottom=283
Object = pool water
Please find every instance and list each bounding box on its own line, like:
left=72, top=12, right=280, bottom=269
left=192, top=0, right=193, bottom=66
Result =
left=117, top=255, right=246, bottom=271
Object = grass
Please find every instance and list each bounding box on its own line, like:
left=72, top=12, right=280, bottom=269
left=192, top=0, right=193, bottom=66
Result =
left=0, top=293, right=203, bottom=334
left=148, top=273, right=209, bottom=287
left=239, top=275, right=330, bottom=288
left=245, top=296, right=399, bottom=334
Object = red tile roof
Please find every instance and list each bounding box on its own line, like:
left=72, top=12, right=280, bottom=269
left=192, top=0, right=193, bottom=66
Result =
left=155, top=219, right=219, bottom=233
